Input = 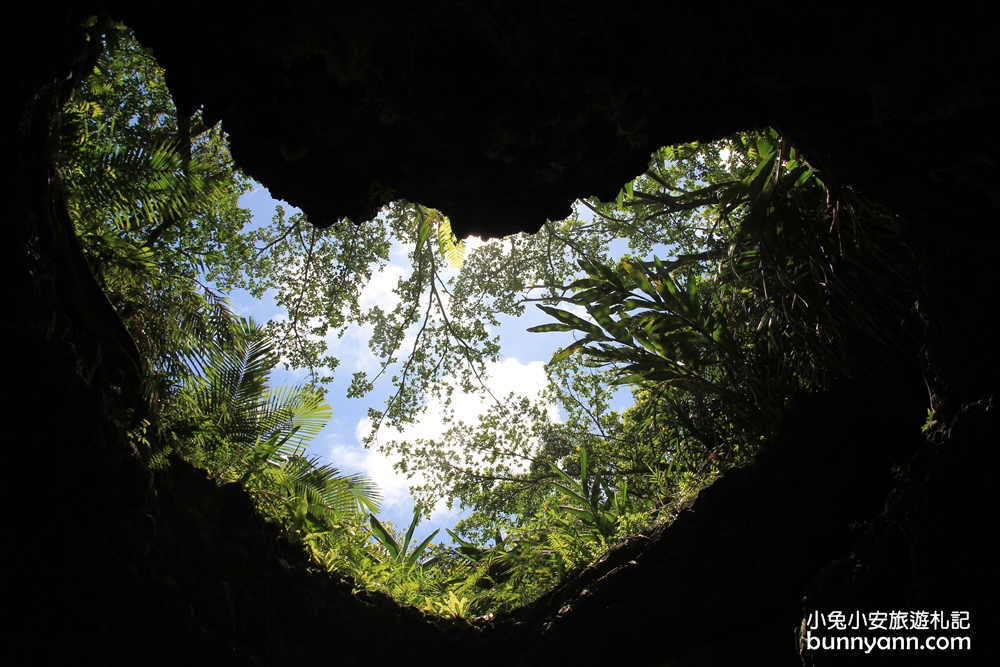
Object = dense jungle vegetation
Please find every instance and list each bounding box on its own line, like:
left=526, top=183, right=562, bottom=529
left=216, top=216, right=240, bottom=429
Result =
left=58, top=21, right=917, bottom=618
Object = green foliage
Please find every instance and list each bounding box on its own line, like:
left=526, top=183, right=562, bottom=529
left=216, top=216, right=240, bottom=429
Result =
left=368, top=129, right=913, bottom=617
left=530, top=128, right=912, bottom=463
left=302, top=510, right=461, bottom=611
left=220, top=204, right=395, bottom=384
left=352, top=201, right=506, bottom=433
left=62, top=20, right=253, bottom=280
left=58, top=24, right=917, bottom=620
left=368, top=508, right=440, bottom=572
left=59, top=22, right=379, bottom=550
left=170, top=317, right=381, bottom=532
left=60, top=21, right=255, bottom=455
left=424, top=591, right=471, bottom=620
left=550, top=447, right=632, bottom=539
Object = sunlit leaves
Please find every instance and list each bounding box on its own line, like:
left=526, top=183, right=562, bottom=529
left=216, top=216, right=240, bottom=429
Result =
left=549, top=447, right=630, bottom=539
left=173, top=318, right=381, bottom=533
left=61, top=27, right=916, bottom=619
left=226, top=204, right=395, bottom=383
left=529, top=127, right=911, bottom=483
left=368, top=509, right=440, bottom=571
left=61, top=23, right=382, bottom=549
left=61, top=23, right=255, bottom=417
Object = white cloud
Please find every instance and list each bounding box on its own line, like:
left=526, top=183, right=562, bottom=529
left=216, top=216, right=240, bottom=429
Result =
left=357, top=261, right=408, bottom=312
left=338, top=356, right=558, bottom=524
left=328, top=428, right=414, bottom=514
left=393, top=357, right=555, bottom=444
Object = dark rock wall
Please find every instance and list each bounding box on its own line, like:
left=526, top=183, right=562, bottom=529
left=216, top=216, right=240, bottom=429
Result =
left=4, top=4, right=998, bottom=665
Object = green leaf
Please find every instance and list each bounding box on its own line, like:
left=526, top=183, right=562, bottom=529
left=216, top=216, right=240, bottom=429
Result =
left=369, top=513, right=400, bottom=560
left=526, top=322, right=574, bottom=334
left=405, top=529, right=440, bottom=569
left=400, top=508, right=421, bottom=556
left=551, top=339, right=589, bottom=362
left=756, top=135, right=773, bottom=161
left=536, top=305, right=609, bottom=339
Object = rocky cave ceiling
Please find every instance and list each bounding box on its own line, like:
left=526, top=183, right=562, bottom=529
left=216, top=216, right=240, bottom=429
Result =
left=97, top=2, right=1000, bottom=239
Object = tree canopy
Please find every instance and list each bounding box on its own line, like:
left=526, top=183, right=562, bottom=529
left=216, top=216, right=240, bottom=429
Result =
left=58, top=21, right=917, bottom=618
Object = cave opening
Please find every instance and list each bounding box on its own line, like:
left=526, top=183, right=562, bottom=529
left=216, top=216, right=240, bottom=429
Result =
left=60, top=18, right=926, bottom=624
left=10, top=6, right=999, bottom=665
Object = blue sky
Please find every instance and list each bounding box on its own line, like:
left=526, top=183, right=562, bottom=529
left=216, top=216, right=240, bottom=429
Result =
left=234, top=184, right=590, bottom=542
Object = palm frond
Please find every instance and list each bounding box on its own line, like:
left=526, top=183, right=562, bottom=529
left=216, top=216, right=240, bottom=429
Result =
left=256, top=383, right=331, bottom=452
left=280, top=453, right=382, bottom=515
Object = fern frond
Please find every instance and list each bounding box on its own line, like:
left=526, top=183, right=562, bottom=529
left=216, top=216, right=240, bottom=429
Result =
left=436, top=213, right=466, bottom=269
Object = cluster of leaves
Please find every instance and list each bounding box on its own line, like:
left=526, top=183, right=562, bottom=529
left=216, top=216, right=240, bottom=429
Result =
left=532, top=131, right=913, bottom=463
left=60, top=18, right=254, bottom=423
left=305, top=508, right=451, bottom=610
left=173, top=318, right=381, bottom=529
